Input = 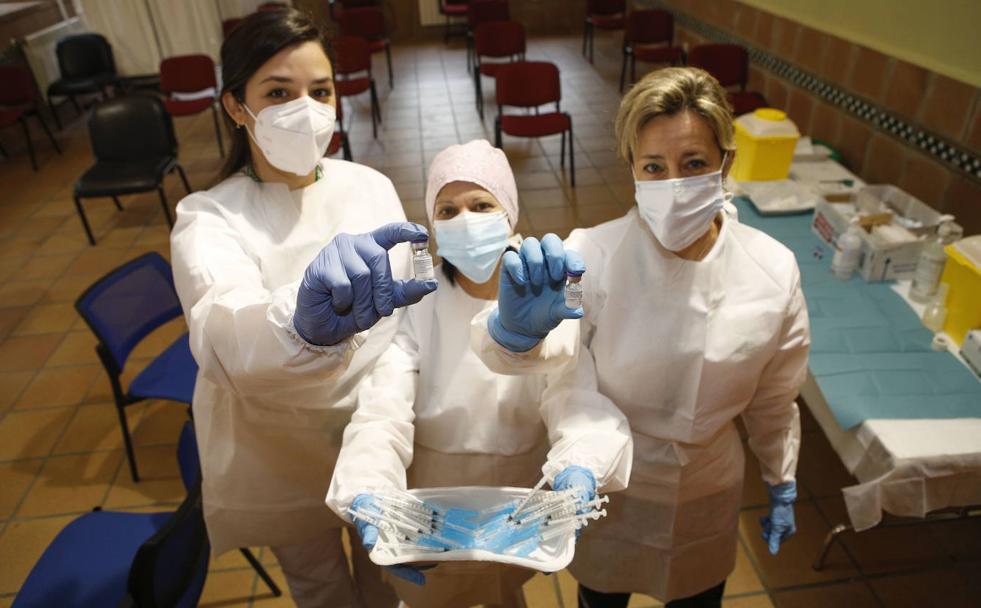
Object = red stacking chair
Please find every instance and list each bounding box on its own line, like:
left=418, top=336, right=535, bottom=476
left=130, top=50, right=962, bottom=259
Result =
left=466, top=0, right=509, bottom=73
left=0, top=64, right=62, bottom=171
left=326, top=99, right=352, bottom=161
left=222, top=18, right=243, bottom=39
left=337, top=7, right=393, bottom=89
left=620, top=10, right=685, bottom=92
left=159, top=55, right=223, bottom=156
left=332, top=36, right=382, bottom=139
left=687, top=43, right=766, bottom=116
left=494, top=61, right=575, bottom=187
left=583, top=0, right=626, bottom=63
left=440, top=0, right=470, bottom=42
left=472, top=20, right=525, bottom=119
left=257, top=2, right=288, bottom=10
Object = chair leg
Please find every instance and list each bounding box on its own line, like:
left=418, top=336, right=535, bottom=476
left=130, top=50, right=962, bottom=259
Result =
left=35, top=112, right=61, bottom=154
left=494, top=118, right=502, bottom=148
left=474, top=69, right=483, bottom=119
left=342, top=133, right=352, bottom=161
left=176, top=163, right=192, bottom=194
left=210, top=104, right=225, bottom=157
left=385, top=42, right=393, bottom=89
left=444, top=15, right=450, bottom=43
left=560, top=131, right=566, bottom=168
left=111, top=196, right=123, bottom=211
left=466, top=35, right=473, bottom=73
left=49, top=98, right=62, bottom=131
left=369, top=81, right=379, bottom=139
left=0, top=139, right=6, bottom=157
left=589, top=25, right=595, bottom=63
left=19, top=117, right=38, bottom=172
left=619, top=48, right=628, bottom=92
left=157, top=187, right=175, bottom=228
left=582, top=21, right=589, bottom=56
left=69, top=95, right=81, bottom=113
left=73, top=195, right=96, bottom=245
left=240, top=548, right=283, bottom=597
left=568, top=122, right=576, bottom=188
left=631, top=54, right=637, bottom=85
left=116, top=403, right=140, bottom=482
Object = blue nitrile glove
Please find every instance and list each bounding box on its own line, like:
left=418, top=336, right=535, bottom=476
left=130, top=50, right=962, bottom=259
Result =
left=294, top=222, right=438, bottom=346
left=350, top=494, right=426, bottom=586
left=488, top=234, right=585, bottom=352
left=760, top=481, right=797, bottom=555
left=553, top=466, right=597, bottom=539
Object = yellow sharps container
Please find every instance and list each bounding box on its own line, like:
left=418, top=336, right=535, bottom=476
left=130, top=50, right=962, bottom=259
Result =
left=731, top=108, right=800, bottom=181
left=941, top=235, right=981, bottom=346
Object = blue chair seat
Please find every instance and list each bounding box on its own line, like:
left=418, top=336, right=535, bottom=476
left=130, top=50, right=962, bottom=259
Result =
left=128, top=333, right=197, bottom=404
left=14, top=511, right=172, bottom=608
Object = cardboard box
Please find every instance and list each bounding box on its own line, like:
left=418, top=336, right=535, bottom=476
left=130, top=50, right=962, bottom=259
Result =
left=811, top=185, right=952, bottom=282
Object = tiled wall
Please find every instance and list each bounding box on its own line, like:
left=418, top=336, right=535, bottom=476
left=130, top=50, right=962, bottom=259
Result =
left=656, top=0, right=981, bottom=235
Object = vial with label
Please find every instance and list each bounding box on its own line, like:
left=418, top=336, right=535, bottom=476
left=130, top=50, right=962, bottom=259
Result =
left=411, top=239, right=434, bottom=281
left=564, top=271, right=584, bottom=309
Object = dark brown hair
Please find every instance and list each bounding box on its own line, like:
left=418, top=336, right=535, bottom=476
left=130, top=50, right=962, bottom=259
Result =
left=217, top=7, right=331, bottom=181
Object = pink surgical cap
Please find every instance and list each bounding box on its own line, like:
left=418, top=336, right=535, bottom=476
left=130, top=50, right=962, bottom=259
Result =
left=425, top=139, right=519, bottom=228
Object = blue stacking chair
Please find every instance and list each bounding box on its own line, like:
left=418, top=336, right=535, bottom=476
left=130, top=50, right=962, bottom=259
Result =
left=75, top=252, right=197, bottom=482
left=14, top=423, right=209, bottom=607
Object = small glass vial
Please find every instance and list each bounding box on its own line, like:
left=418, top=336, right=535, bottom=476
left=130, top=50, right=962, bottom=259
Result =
left=411, top=239, right=435, bottom=281
left=564, top=271, right=584, bottom=309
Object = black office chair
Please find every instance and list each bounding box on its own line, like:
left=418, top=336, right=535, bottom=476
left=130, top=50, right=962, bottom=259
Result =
left=73, top=95, right=191, bottom=245
left=47, top=33, right=119, bottom=130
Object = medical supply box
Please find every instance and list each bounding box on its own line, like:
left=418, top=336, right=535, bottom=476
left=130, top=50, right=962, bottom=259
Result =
left=811, top=185, right=953, bottom=282
left=731, top=108, right=800, bottom=181
left=941, top=235, right=981, bottom=346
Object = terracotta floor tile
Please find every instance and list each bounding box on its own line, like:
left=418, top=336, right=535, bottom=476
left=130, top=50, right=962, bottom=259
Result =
left=17, top=450, right=122, bottom=517
left=102, top=445, right=184, bottom=509
left=15, top=253, right=76, bottom=283
left=927, top=515, right=981, bottom=561
left=740, top=503, right=859, bottom=589
left=0, top=408, right=74, bottom=460
left=0, top=307, right=31, bottom=341
left=0, top=333, right=62, bottom=371
left=723, top=594, right=775, bottom=607
left=770, top=581, right=879, bottom=608
left=52, top=402, right=129, bottom=454
left=197, top=569, right=257, bottom=607
left=869, top=567, right=977, bottom=608
left=523, top=572, right=560, bottom=606
left=43, top=331, right=99, bottom=367
left=250, top=566, right=294, bottom=606
left=38, top=271, right=102, bottom=304
left=131, top=400, right=191, bottom=447
left=129, top=318, right=188, bottom=360
left=0, top=371, right=35, bottom=410
left=727, top=542, right=766, bottom=595
left=0, top=460, right=43, bottom=519
left=12, top=302, right=79, bottom=336
left=15, top=365, right=100, bottom=410
left=0, top=515, right=77, bottom=594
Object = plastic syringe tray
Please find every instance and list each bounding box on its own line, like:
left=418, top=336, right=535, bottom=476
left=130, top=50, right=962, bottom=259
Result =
left=367, top=486, right=601, bottom=573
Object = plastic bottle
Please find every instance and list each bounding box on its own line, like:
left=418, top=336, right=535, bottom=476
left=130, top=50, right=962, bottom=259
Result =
left=831, top=221, right=864, bottom=280
left=564, top=271, right=584, bottom=309
left=922, top=282, right=949, bottom=333
left=411, top=239, right=435, bottom=281
left=910, top=217, right=960, bottom=303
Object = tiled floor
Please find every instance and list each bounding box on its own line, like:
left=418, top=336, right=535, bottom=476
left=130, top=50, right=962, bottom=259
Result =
left=0, top=30, right=978, bottom=608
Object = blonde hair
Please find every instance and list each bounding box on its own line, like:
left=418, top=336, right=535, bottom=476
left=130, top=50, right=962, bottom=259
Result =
left=615, top=67, right=735, bottom=164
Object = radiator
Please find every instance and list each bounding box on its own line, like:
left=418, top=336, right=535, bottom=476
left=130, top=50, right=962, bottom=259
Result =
left=21, top=16, right=87, bottom=102
left=418, top=0, right=444, bottom=26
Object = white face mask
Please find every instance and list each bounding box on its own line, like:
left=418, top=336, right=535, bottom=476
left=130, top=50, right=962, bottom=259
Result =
left=434, top=211, right=510, bottom=284
left=243, top=96, right=336, bottom=176
left=634, top=158, right=727, bottom=252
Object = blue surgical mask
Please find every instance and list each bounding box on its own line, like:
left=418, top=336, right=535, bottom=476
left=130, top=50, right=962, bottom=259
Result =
left=434, top=211, right=510, bottom=284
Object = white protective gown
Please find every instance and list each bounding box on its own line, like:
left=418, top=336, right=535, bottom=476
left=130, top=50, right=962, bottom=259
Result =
left=327, top=265, right=633, bottom=608
left=472, top=207, right=810, bottom=601
left=171, top=159, right=411, bottom=557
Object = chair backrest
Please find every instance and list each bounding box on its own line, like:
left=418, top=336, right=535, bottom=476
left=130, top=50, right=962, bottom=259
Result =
left=87, top=94, right=177, bottom=163
left=222, top=18, right=243, bottom=39
left=687, top=43, right=748, bottom=88
left=339, top=0, right=379, bottom=8
left=337, top=7, right=386, bottom=38
left=468, top=0, right=509, bottom=27
left=474, top=21, right=525, bottom=59
left=0, top=64, right=37, bottom=106
left=626, top=10, right=673, bottom=45
left=56, top=33, right=115, bottom=80
left=587, top=0, right=625, bottom=16
left=75, top=252, right=183, bottom=375
left=177, top=421, right=201, bottom=492
left=332, top=35, right=373, bottom=76
left=160, top=55, right=217, bottom=95
left=257, top=1, right=288, bottom=10
left=496, top=61, right=561, bottom=109
left=126, top=481, right=209, bottom=607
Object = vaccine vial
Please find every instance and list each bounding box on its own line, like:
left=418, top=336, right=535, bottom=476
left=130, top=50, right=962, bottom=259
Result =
left=564, top=271, right=584, bottom=309
left=411, top=239, right=435, bottom=281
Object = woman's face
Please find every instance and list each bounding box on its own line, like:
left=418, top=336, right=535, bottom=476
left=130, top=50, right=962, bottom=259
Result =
left=632, top=110, right=730, bottom=181
left=433, top=181, right=508, bottom=226
left=223, top=40, right=335, bottom=132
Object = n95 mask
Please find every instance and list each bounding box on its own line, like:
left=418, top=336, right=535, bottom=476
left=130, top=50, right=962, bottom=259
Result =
left=244, top=96, right=336, bottom=176
left=634, top=162, right=726, bottom=252
left=434, top=211, right=510, bottom=284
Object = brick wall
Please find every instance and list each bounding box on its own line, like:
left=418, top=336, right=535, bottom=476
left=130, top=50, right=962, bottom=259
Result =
left=658, top=0, right=981, bottom=235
